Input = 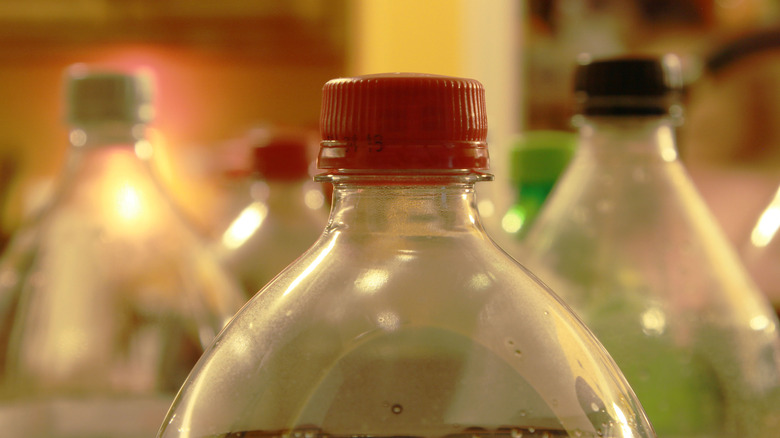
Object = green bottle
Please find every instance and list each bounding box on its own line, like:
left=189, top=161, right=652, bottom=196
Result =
left=500, top=130, right=576, bottom=239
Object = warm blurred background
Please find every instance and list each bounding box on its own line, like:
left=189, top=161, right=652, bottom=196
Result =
left=0, top=0, right=779, bottom=302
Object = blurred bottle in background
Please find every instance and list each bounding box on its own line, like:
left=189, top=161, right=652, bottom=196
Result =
left=212, top=127, right=327, bottom=297
left=524, top=55, right=780, bottom=437
left=740, top=184, right=780, bottom=316
left=489, top=130, right=575, bottom=254
left=0, top=152, right=18, bottom=253
left=0, top=65, right=246, bottom=437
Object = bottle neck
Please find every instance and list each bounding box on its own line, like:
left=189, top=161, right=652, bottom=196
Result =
left=63, top=122, right=156, bottom=181
left=69, top=122, right=148, bottom=149
left=576, top=116, right=680, bottom=164
left=250, top=177, right=321, bottom=212
left=321, top=172, right=492, bottom=237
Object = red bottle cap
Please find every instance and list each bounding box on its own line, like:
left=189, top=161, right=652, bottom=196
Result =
left=318, top=73, right=489, bottom=171
left=252, top=133, right=312, bottom=181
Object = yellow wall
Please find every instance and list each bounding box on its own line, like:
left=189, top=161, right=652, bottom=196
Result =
left=349, top=0, right=463, bottom=76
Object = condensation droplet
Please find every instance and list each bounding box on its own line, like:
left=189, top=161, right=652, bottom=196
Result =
left=590, top=402, right=600, bottom=412
left=514, top=349, right=523, bottom=357
left=391, top=404, right=403, bottom=414
left=528, top=427, right=535, bottom=433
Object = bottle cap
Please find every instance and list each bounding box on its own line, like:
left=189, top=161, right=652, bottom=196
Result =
left=65, top=65, right=154, bottom=126
left=318, top=73, right=489, bottom=170
left=251, top=132, right=312, bottom=181
left=574, top=55, right=683, bottom=116
left=510, top=131, right=576, bottom=184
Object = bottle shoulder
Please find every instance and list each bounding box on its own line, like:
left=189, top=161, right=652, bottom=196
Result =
left=161, top=229, right=649, bottom=437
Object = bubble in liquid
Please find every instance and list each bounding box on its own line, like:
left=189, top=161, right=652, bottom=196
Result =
left=514, top=349, right=523, bottom=357
left=510, top=428, right=522, bottom=438
left=391, top=404, right=403, bottom=414
left=528, top=427, right=535, bottom=433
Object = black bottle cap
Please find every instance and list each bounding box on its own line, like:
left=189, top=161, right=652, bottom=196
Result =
left=574, top=55, right=683, bottom=116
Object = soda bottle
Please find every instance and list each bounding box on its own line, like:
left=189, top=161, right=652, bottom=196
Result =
left=157, top=73, right=655, bottom=438
left=214, top=128, right=327, bottom=296
left=524, top=55, right=780, bottom=437
left=0, top=65, right=245, bottom=437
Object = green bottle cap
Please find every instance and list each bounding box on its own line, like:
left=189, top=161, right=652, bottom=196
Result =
left=509, top=130, right=576, bottom=184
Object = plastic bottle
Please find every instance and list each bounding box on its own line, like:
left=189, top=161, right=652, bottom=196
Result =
left=497, top=130, right=576, bottom=241
left=158, top=73, right=655, bottom=438
left=213, top=128, right=327, bottom=296
left=741, top=184, right=780, bottom=316
left=0, top=65, right=246, bottom=437
left=523, top=55, right=780, bottom=437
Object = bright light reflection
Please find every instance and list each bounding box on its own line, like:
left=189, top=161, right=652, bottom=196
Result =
left=750, top=315, right=775, bottom=333
left=222, top=203, right=268, bottom=249
left=469, top=273, right=491, bottom=290
left=116, top=184, right=142, bottom=220
left=641, top=307, right=666, bottom=336
left=377, top=311, right=400, bottom=331
left=612, top=402, right=633, bottom=438
left=354, top=268, right=389, bottom=294
left=70, top=129, right=87, bottom=147
left=750, top=204, right=780, bottom=248
left=283, top=231, right=339, bottom=296
left=478, top=199, right=495, bottom=218
left=502, top=211, right=524, bottom=234
left=134, top=140, right=154, bottom=160
left=395, top=250, right=416, bottom=262
left=658, top=125, right=678, bottom=162
left=304, top=189, right=325, bottom=210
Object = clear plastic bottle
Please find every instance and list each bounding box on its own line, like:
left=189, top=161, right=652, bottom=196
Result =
left=213, top=129, right=327, bottom=296
left=0, top=65, right=246, bottom=437
left=741, top=184, right=780, bottom=316
left=523, top=56, right=780, bottom=437
left=158, top=73, right=655, bottom=438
